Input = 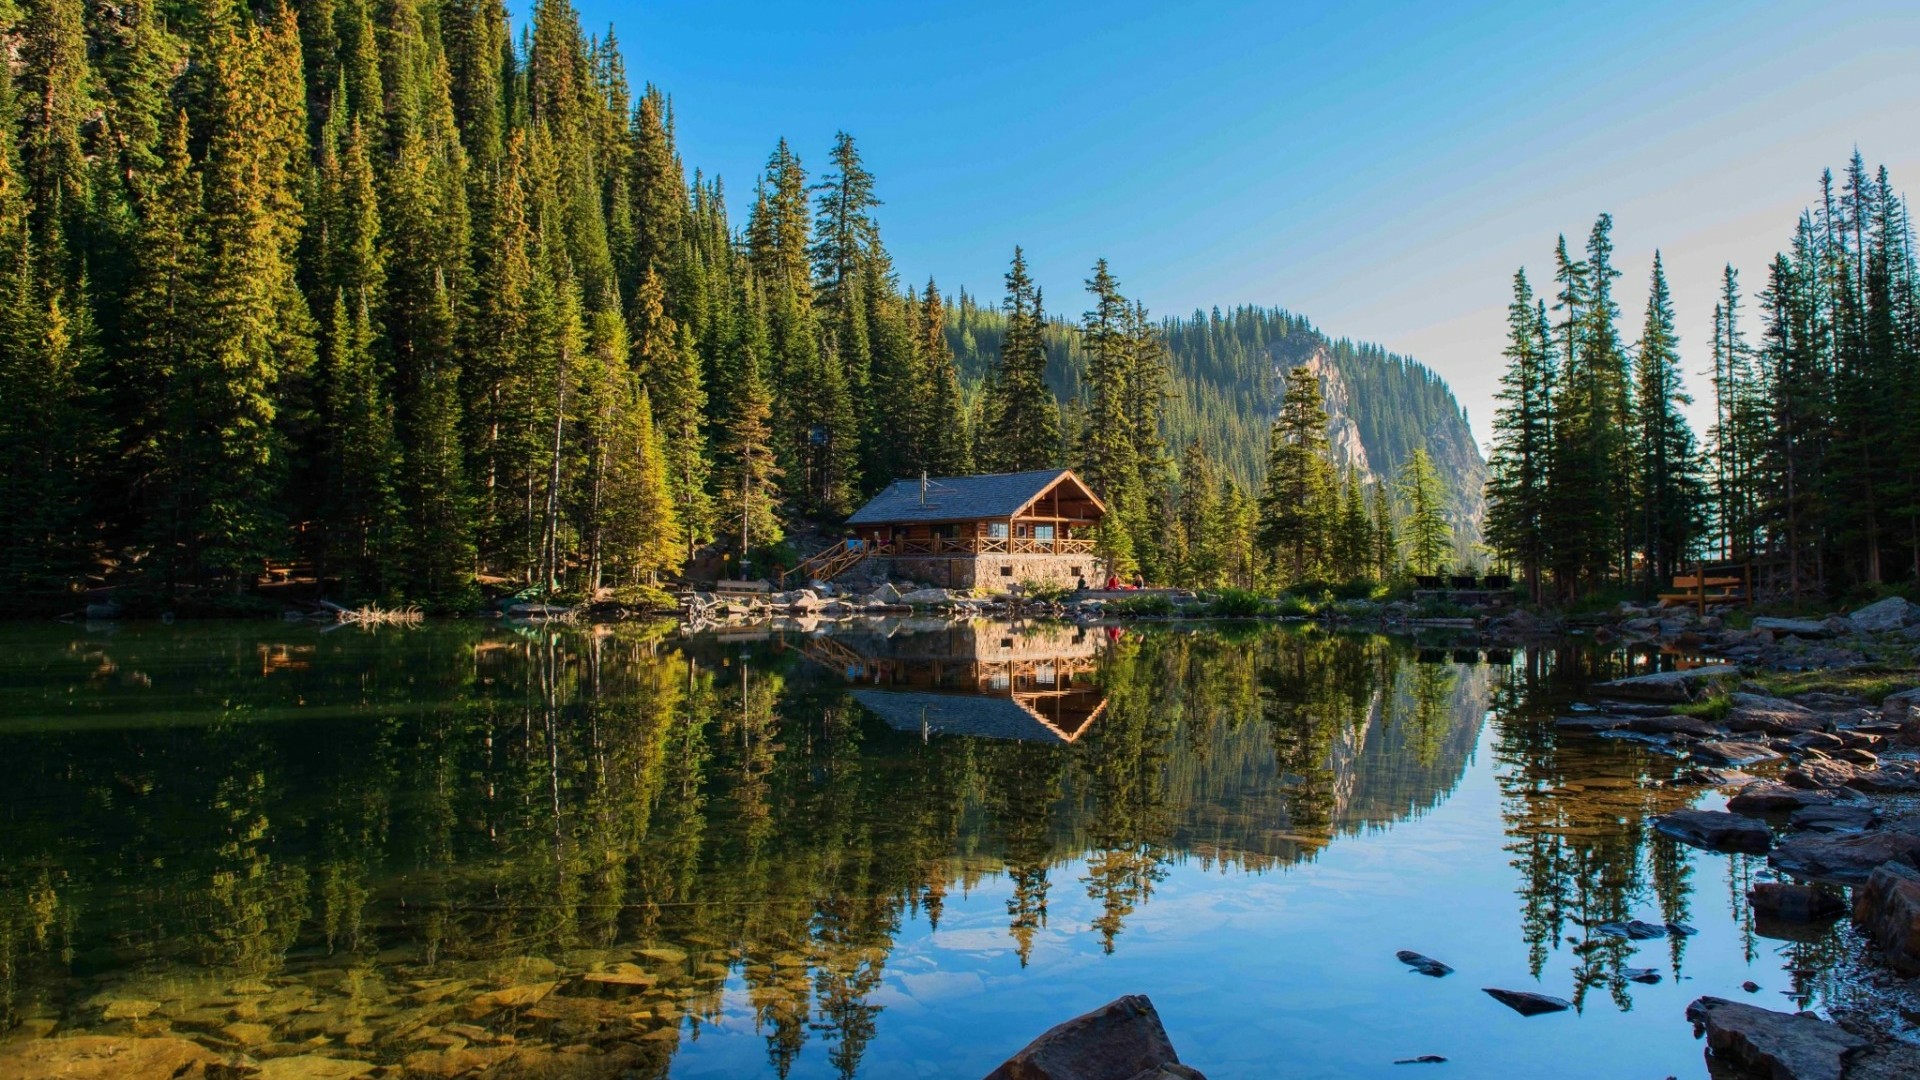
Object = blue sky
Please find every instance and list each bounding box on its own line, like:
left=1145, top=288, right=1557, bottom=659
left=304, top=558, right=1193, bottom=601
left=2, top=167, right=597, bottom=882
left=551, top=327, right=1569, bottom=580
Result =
left=545, top=0, right=1920, bottom=448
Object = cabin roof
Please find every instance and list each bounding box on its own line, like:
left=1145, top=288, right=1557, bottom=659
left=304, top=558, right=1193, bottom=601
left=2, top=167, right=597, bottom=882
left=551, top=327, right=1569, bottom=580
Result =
left=846, top=469, right=1103, bottom=526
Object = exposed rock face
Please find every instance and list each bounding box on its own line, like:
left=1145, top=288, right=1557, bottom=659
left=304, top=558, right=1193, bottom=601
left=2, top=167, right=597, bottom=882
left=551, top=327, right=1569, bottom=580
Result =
left=0, top=1036, right=220, bottom=1080
left=1852, top=860, right=1920, bottom=975
left=1286, top=347, right=1488, bottom=551
left=1592, top=665, right=1740, bottom=702
left=1685, top=997, right=1866, bottom=1080
left=1770, top=830, right=1920, bottom=885
left=983, top=995, right=1202, bottom=1080
left=1654, top=809, right=1773, bottom=853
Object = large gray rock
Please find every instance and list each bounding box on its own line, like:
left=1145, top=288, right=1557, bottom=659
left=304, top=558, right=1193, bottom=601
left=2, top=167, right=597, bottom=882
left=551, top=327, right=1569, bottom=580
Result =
left=1852, top=860, right=1920, bottom=976
left=983, top=995, right=1201, bottom=1080
left=1753, top=616, right=1833, bottom=638
left=1848, top=596, right=1920, bottom=632
left=1684, top=997, right=1867, bottom=1080
left=1654, top=809, right=1773, bottom=854
left=1592, top=665, right=1740, bottom=702
left=1770, top=829, right=1920, bottom=885
left=1783, top=759, right=1860, bottom=790
left=1691, top=740, right=1782, bottom=767
left=1846, top=761, right=1920, bottom=793
left=1727, top=781, right=1854, bottom=815
left=1748, top=882, right=1846, bottom=921
left=900, top=588, right=953, bottom=605
left=1881, top=688, right=1920, bottom=744
left=1726, top=693, right=1828, bottom=736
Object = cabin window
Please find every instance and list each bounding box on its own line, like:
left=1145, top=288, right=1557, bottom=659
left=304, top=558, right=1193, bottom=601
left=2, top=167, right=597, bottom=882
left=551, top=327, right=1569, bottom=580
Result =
left=1015, top=523, right=1028, bottom=538
left=1034, top=525, right=1055, bottom=541
left=1071, top=566, right=1082, bottom=577
left=988, top=522, right=1008, bottom=539
left=999, top=565, right=1013, bottom=577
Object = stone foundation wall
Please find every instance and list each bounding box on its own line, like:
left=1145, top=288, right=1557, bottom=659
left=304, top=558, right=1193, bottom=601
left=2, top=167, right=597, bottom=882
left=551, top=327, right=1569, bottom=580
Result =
left=872, top=554, right=1104, bottom=592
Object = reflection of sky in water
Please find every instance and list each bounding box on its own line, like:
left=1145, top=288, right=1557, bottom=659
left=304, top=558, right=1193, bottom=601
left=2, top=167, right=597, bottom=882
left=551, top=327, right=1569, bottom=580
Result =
left=670, top=720, right=1817, bottom=1079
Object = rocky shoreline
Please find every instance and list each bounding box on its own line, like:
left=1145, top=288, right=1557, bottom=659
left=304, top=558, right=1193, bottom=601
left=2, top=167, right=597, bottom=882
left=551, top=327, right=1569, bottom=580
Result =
left=1552, top=596, right=1920, bottom=1078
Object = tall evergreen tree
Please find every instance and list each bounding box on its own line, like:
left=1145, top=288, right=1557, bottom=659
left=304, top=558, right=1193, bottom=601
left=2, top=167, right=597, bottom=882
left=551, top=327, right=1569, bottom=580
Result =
left=1485, top=270, right=1556, bottom=602
left=1258, top=364, right=1335, bottom=582
left=1630, top=252, right=1704, bottom=587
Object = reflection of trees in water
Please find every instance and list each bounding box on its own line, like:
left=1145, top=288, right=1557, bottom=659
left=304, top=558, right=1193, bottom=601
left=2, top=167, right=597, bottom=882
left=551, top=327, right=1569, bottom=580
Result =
left=1487, top=644, right=1807, bottom=1012
left=0, top=622, right=1560, bottom=1073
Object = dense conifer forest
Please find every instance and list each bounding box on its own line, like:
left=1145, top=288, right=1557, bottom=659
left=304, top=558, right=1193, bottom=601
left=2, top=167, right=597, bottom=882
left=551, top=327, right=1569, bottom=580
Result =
left=1484, top=160, right=1920, bottom=603
left=0, top=0, right=1492, bottom=609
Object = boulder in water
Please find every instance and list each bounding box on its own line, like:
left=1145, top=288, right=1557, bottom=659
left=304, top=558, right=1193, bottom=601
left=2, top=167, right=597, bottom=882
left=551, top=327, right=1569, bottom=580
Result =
left=1653, top=809, right=1772, bottom=854
left=1395, top=950, right=1453, bottom=977
left=982, top=994, right=1203, bottom=1080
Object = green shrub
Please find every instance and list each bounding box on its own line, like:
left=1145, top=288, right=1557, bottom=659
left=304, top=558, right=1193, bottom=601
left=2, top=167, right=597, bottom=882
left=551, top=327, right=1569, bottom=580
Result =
left=1108, top=594, right=1176, bottom=618
left=1019, top=580, right=1074, bottom=604
left=1205, top=588, right=1268, bottom=617
left=608, top=583, right=679, bottom=611
left=1272, top=593, right=1319, bottom=617
left=1673, top=693, right=1732, bottom=721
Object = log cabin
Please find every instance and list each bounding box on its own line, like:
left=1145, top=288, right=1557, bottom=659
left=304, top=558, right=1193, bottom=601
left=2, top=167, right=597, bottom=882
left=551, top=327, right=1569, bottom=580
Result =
left=841, top=468, right=1108, bottom=591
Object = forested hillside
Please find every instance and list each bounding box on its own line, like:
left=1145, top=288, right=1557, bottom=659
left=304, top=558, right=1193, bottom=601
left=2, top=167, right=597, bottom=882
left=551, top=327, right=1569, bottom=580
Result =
left=0, top=0, right=1487, bottom=608
left=947, top=299, right=1488, bottom=534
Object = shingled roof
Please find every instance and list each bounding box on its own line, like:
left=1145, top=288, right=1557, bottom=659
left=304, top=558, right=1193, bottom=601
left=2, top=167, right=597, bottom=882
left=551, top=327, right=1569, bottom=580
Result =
left=846, top=469, right=1098, bottom=525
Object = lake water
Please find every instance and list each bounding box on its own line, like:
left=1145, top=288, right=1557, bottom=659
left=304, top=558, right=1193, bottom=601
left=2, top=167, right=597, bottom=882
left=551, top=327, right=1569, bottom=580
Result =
left=0, top=619, right=1887, bottom=1078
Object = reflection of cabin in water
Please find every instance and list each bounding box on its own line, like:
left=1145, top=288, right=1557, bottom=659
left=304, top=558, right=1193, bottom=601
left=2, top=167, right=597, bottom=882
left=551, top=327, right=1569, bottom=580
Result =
left=798, top=623, right=1109, bottom=744
left=795, top=469, right=1108, bottom=590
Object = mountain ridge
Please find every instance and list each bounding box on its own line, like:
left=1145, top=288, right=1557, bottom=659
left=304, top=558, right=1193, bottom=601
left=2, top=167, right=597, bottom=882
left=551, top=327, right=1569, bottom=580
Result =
left=945, top=300, right=1488, bottom=544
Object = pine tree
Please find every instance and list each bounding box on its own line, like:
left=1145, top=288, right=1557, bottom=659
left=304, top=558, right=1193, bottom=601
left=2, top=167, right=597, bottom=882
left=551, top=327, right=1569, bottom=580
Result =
left=185, top=16, right=316, bottom=580
left=1258, top=364, right=1335, bottom=583
left=718, top=313, right=783, bottom=573
left=1485, top=270, right=1556, bottom=601
left=915, top=279, right=970, bottom=475
left=632, top=267, right=710, bottom=554
left=980, top=247, right=1060, bottom=472
left=1397, top=448, right=1450, bottom=576
left=1631, top=252, right=1704, bottom=588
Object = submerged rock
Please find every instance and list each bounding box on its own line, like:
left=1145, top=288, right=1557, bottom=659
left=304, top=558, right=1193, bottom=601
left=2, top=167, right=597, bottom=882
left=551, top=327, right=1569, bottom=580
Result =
left=1395, top=950, right=1453, bottom=977
left=1393, top=1055, right=1448, bottom=1065
left=1653, top=809, right=1773, bottom=854
left=0, top=1035, right=220, bottom=1080
left=1852, top=860, right=1920, bottom=976
left=1789, top=804, right=1880, bottom=833
left=1769, top=830, right=1920, bottom=885
left=982, top=994, right=1202, bottom=1080
left=1597, top=919, right=1671, bottom=940
left=1685, top=997, right=1864, bottom=1080
left=1623, top=967, right=1662, bottom=984
left=1482, top=988, right=1571, bottom=1016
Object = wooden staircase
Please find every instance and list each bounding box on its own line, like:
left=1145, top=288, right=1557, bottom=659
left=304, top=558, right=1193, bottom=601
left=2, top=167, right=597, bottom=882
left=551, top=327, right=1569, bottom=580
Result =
left=783, top=542, right=873, bottom=587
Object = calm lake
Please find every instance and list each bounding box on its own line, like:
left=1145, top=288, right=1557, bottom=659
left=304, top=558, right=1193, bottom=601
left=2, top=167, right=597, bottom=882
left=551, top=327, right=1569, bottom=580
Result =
left=0, top=620, right=1883, bottom=1078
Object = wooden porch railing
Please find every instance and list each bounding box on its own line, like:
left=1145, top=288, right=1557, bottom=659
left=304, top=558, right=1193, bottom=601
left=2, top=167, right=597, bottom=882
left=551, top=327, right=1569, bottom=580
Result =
left=880, top=536, right=1095, bottom=556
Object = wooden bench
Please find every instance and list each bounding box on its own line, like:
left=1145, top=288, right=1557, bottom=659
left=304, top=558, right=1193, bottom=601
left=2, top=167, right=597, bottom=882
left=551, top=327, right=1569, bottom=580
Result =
left=1658, top=567, right=1751, bottom=612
